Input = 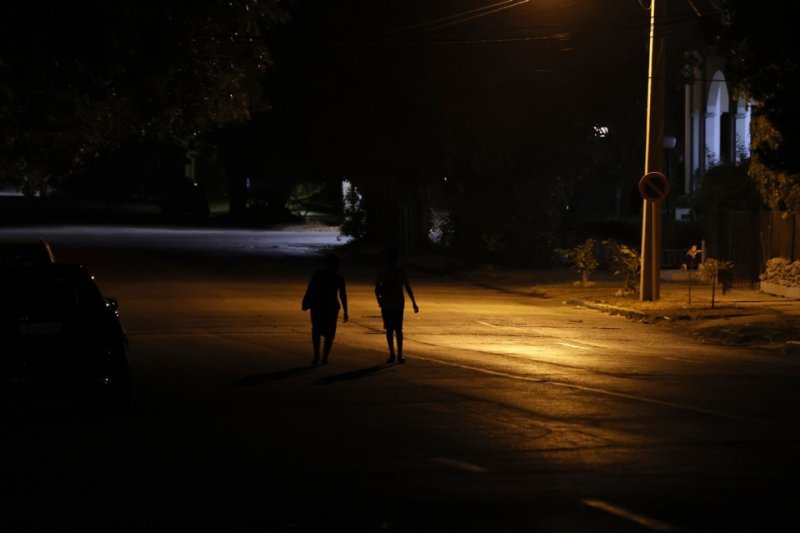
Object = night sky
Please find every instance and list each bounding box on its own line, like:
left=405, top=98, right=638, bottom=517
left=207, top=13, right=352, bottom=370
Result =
left=269, top=1, right=652, bottom=152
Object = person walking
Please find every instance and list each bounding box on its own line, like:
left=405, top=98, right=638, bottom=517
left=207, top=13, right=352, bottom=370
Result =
left=302, top=253, right=348, bottom=365
left=374, top=248, right=419, bottom=364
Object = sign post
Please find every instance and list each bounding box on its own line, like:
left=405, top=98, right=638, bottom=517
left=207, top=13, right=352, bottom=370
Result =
left=639, top=172, right=670, bottom=301
left=639, top=0, right=669, bottom=301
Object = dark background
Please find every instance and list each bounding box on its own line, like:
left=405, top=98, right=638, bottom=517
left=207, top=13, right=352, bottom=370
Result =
left=1, top=1, right=796, bottom=269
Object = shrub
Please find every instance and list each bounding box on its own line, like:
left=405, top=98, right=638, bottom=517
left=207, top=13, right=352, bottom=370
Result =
left=760, top=257, right=800, bottom=287
left=699, top=258, right=734, bottom=308
left=555, top=239, right=599, bottom=287
left=603, top=239, right=640, bottom=295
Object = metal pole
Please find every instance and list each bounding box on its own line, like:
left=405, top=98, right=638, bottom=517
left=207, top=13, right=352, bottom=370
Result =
left=640, top=0, right=668, bottom=301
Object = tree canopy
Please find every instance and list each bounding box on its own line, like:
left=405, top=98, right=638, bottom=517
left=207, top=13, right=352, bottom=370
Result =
left=0, top=0, right=286, bottom=193
left=718, top=0, right=800, bottom=211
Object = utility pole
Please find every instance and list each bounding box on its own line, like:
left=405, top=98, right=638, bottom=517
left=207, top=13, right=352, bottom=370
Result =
left=640, top=0, right=669, bottom=301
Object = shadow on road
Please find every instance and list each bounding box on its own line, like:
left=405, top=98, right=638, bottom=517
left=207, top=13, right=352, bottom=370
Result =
left=231, top=366, right=316, bottom=387
left=315, top=363, right=393, bottom=385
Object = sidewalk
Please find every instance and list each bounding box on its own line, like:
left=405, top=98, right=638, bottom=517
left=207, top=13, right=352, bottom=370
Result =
left=331, top=243, right=800, bottom=354
left=439, top=265, right=800, bottom=355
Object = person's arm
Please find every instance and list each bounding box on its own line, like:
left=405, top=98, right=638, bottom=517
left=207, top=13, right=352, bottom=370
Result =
left=302, top=275, right=315, bottom=311
left=403, top=272, right=419, bottom=313
left=374, top=272, right=383, bottom=307
left=340, top=278, right=349, bottom=322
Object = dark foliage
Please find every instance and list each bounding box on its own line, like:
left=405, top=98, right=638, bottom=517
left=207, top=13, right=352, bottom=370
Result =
left=0, top=0, right=286, bottom=193
left=718, top=0, right=800, bottom=175
left=692, top=162, right=764, bottom=215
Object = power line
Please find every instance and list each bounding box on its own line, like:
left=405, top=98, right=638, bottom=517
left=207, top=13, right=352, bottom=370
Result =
left=421, top=33, right=571, bottom=46
left=377, top=10, right=718, bottom=48
left=388, top=0, right=521, bottom=35
left=387, top=0, right=531, bottom=39
left=319, top=1, right=726, bottom=61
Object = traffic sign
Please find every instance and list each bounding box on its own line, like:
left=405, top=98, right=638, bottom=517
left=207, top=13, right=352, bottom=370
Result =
left=638, top=171, right=670, bottom=202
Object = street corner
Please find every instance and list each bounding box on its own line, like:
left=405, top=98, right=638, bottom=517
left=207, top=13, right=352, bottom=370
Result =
left=565, top=298, right=650, bottom=322
left=556, top=280, right=800, bottom=353
left=684, top=311, right=800, bottom=351
left=785, top=340, right=800, bottom=356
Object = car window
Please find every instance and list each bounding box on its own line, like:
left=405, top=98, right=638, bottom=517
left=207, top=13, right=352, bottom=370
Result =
left=0, top=272, right=103, bottom=321
left=2, top=280, right=74, bottom=319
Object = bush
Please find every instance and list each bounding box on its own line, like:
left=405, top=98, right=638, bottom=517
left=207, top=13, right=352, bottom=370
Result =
left=603, top=239, right=640, bottom=295
left=699, top=258, right=734, bottom=307
left=555, top=239, right=599, bottom=287
left=760, top=257, right=800, bottom=287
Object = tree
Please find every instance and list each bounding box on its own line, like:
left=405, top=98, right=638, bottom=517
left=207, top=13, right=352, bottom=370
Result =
left=717, top=0, right=800, bottom=211
left=603, top=239, right=640, bottom=295
left=556, top=238, right=599, bottom=287
left=575, top=98, right=646, bottom=219
left=0, top=1, right=287, bottom=194
left=748, top=115, right=800, bottom=213
left=692, top=160, right=763, bottom=215
left=441, top=128, right=578, bottom=267
left=699, top=257, right=734, bottom=309
left=278, top=0, right=651, bottom=254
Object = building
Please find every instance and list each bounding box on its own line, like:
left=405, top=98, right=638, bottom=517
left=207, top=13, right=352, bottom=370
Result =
left=682, top=52, right=753, bottom=196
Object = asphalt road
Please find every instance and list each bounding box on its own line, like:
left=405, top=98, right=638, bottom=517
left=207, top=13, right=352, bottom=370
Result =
left=4, top=226, right=800, bottom=532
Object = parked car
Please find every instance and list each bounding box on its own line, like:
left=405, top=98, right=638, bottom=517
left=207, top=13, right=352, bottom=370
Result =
left=0, top=237, right=56, bottom=266
left=0, top=263, right=130, bottom=410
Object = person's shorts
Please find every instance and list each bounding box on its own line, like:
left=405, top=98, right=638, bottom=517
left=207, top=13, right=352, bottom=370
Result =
left=311, top=308, right=339, bottom=338
left=381, top=306, right=404, bottom=331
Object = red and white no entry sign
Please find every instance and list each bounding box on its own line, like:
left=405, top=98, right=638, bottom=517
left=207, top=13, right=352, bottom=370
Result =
left=638, top=171, right=670, bottom=202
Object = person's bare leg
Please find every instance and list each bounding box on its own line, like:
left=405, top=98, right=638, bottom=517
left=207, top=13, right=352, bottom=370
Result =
left=386, top=329, right=396, bottom=362
left=312, top=333, right=321, bottom=365
left=396, top=328, right=404, bottom=363
left=322, top=336, right=333, bottom=364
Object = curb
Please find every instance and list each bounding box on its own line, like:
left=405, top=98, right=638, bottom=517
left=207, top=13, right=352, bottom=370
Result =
left=566, top=299, right=650, bottom=321
left=785, top=340, right=800, bottom=355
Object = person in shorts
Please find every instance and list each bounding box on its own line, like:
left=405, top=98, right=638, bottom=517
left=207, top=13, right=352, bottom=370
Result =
left=302, top=253, right=348, bottom=365
left=374, top=248, right=419, bottom=364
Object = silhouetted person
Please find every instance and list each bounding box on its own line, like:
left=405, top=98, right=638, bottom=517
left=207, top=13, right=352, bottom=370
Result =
left=375, top=248, right=419, bottom=364
left=302, top=253, right=348, bottom=365
left=719, top=266, right=733, bottom=294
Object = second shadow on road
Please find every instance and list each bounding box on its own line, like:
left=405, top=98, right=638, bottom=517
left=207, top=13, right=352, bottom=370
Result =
left=231, top=366, right=317, bottom=387
left=314, top=363, right=394, bottom=385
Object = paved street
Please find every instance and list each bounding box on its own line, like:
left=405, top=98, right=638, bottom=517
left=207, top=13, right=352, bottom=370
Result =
left=3, top=226, right=800, bottom=532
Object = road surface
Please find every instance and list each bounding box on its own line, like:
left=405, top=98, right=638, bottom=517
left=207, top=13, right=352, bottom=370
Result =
left=3, top=225, right=800, bottom=532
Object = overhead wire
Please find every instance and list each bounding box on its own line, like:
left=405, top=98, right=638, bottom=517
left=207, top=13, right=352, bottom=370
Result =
left=378, top=7, right=724, bottom=49
left=383, top=0, right=724, bottom=44
left=685, top=0, right=703, bottom=17
left=319, top=0, right=727, bottom=83
left=325, top=0, right=726, bottom=51
left=381, top=0, right=646, bottom=48
left=386, top=0, right=532, bottom=38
